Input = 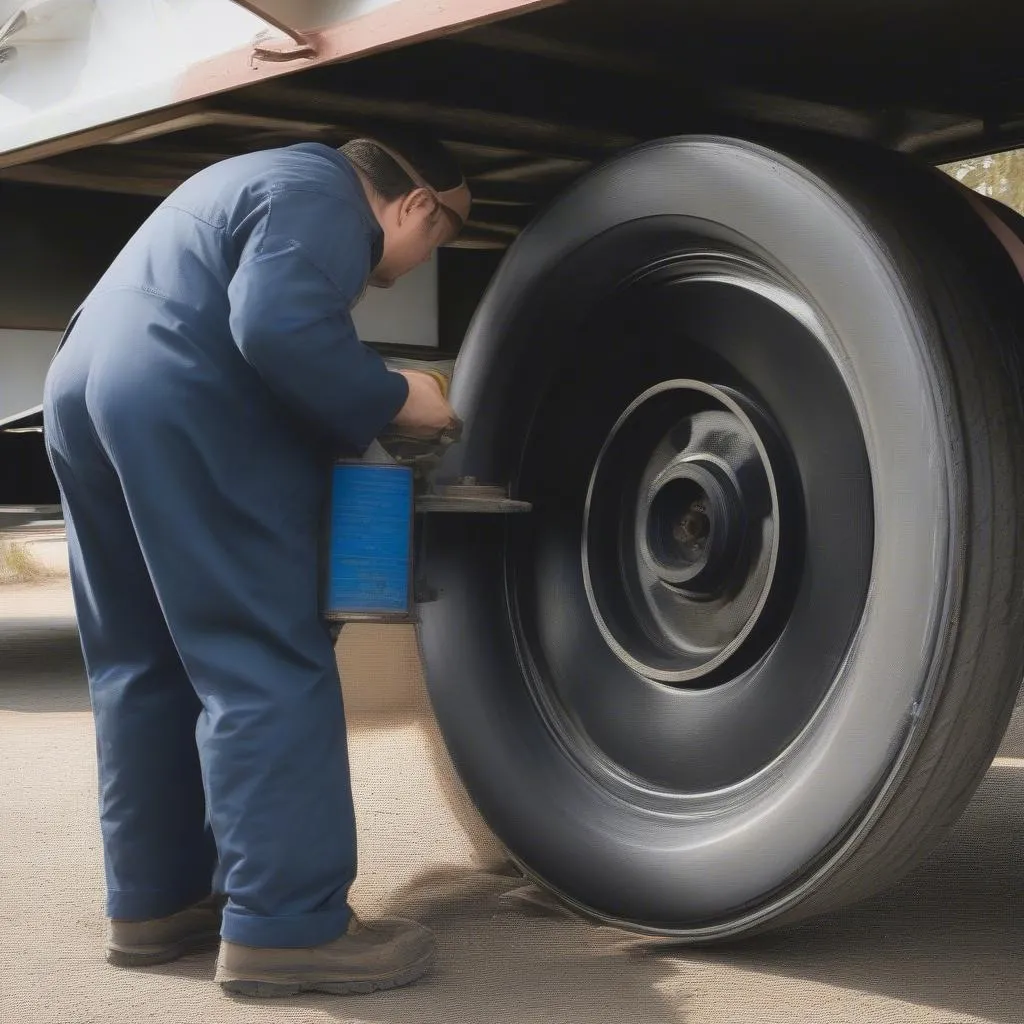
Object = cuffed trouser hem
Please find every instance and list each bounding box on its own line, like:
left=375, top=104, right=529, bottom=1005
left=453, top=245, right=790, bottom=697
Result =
left=221, top=901, right=353, bottom=949
left=107, top=885, right=212, bottom=922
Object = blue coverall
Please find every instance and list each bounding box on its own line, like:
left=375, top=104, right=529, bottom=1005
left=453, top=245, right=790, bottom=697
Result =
left=42, top=143, right=409, bottom=948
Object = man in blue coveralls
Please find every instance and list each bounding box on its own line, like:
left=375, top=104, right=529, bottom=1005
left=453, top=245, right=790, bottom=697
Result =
left=43, top=135, right=471, bottom=998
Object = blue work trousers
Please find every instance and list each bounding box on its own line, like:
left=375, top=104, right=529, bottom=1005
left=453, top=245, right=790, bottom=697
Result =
left=42, top=295, right=359, bottom=949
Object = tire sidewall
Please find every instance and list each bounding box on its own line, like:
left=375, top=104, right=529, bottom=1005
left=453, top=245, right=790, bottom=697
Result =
left=422, top=136, right=961, bottom=933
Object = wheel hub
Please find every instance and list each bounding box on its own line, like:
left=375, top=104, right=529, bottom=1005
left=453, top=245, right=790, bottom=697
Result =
left=583, top=380, right=800, bottom=685
left=641, top=460, right=739, bottom=594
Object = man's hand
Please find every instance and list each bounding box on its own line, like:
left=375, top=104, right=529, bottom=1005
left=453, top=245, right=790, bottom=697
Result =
left=391, top=369, right=457, bottom=437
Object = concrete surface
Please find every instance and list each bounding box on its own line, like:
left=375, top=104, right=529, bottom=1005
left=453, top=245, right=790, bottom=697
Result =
left=2, top=551, right=1024, bottom=1024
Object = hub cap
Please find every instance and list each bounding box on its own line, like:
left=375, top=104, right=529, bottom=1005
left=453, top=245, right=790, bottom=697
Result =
left=584, top=381, right=798, bottom=684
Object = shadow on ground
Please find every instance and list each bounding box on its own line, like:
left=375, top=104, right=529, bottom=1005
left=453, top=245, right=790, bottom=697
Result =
left=640, top=763, right=1024, bottom=1023
left=0, top=622, right=88, bottom=712
left=147, top=869, right=692, bottom=1024
left=5, top=576, right=1024, bottom=1022
left=136, top=772, right=1024, bottom=1023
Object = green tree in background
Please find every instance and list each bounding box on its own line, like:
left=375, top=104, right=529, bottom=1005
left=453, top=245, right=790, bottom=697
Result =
left=941, top=150, right=1024, bottom=215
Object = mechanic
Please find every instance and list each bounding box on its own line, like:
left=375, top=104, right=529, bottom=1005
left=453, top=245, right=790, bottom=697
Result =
left=42, top=134, right=470, bottom=998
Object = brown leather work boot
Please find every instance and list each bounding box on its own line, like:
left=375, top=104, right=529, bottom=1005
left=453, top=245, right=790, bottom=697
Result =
left=107, top=894, right=225, bottom=967
left=215, top=915, right=436, bottom=997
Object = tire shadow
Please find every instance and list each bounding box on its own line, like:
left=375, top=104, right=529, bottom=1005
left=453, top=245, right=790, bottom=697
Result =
left=149, top=869, right=694, bottom=1023
left=639, top=763, right=1024, bottom=1024
left=311, top=868, right=692, bottom=1024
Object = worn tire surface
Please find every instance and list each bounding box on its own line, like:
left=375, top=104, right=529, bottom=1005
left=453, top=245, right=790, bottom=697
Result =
left=418, top=136, right=1024, bottom=938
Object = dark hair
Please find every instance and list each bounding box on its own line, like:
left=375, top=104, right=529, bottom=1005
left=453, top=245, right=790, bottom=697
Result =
left=339, top=135, right=463, bottom=201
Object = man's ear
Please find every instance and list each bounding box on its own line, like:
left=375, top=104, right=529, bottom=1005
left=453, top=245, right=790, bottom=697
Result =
left=399, top=187, right=434, bottom=223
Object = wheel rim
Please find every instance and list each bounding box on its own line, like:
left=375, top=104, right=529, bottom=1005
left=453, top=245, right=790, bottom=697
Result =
left=583, top=378, right=799, bottom=685
left=509, top=250, right=873, bottom=797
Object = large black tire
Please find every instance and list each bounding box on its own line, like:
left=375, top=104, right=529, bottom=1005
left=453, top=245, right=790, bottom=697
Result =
left=417, top=136, right=1024, bottom=938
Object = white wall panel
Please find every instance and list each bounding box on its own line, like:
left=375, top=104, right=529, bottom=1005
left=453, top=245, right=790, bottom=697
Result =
left=351, top=252, right=438, bottom=347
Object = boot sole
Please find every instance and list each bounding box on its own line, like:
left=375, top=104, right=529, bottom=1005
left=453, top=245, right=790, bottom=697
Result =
left=218, top=949, right=435, bottom=998
left=107, top=929, right=221, bottom=968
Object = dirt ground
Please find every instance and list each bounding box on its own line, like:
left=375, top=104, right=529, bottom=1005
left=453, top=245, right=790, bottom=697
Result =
left=2, top=536, right=1023, bottom=1024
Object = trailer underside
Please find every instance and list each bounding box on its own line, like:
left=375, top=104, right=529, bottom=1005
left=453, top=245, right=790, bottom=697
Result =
left=1, top=0, right=1023, bottom=253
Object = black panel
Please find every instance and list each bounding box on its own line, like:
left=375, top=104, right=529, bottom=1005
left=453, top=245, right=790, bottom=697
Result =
left=0, top=430, right=58, bottom=505
left=0, top=182, right=157, bottom=330
left=438, top=247, right=504, bottom=353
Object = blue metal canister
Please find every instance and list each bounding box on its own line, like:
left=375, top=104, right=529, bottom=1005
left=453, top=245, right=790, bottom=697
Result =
left=322, top=461, right=414, bottom=622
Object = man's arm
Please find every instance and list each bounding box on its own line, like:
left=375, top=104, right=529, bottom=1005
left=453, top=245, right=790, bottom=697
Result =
left=227, top=187, right=409, bottom=451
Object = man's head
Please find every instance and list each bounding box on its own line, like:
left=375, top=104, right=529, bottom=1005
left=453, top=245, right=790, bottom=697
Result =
left=340, top=135, right=470, bottom=288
